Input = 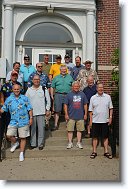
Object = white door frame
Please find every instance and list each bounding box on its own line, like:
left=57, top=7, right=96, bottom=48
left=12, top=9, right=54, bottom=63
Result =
left=32, top=48, right=66, bottom=66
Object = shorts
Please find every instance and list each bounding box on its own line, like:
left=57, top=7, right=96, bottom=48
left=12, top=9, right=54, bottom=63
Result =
left=92, top=123, right=109, bottom=139
left=54, top=93, right=67, bottom=112
left=67, top=119, right=85, bottom=132
left=6, top=125, right=30, bottom=138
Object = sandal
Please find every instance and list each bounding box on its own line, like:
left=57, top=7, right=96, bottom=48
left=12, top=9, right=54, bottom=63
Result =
left=104, top=152, right=112, bottom=159
left=90, top=152, right=97, bottom=159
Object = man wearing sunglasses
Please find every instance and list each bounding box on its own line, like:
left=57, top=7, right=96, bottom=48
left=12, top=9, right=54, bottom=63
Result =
left=27, top=62, right=51, bottom=89
left=27, top=62, right=51, bottom=130
left=20, top=55, right=36, bottom=93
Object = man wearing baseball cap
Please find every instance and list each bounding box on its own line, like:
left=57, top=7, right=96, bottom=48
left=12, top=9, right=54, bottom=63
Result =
left=20, top=55, right=36, bottom=93
left=6, top=62, right=24, bottom=86
left=77, top=59, right=99, bottom=91
left=49, top=54, right=65, bottom=82
left=64, top=54, right=75, bottom=74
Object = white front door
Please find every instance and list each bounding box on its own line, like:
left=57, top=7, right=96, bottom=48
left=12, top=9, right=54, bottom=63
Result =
left=32, top=48, right=66, bottom=67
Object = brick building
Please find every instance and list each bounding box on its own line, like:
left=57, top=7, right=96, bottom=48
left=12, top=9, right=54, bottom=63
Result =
left=0, top=0, right=119, bottom=149
left=0, top=0, right=119, bottom=92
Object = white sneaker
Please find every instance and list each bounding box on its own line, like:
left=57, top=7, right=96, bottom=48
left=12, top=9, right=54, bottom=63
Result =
left=10, top=141, right=19, bottom=153
left=67, top=142, right=73, bottom=149
left=19, top=152, right=24, bottom=162
left=76, top=142, right=83, bottom=149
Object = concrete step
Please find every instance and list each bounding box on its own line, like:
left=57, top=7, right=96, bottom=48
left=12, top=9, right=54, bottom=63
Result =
left=45, top=129, right=67, bottom=137
left=1, top=145, right=111, bottom=159
left=44, top=137, right=92, bottom=146
left=1, top=116, right=119, bottom=159
left=45, top=129, right=88, bottom=138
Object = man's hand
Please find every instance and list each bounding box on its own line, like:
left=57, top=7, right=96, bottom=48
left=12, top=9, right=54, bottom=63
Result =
left=29, top=117, right=33, bottom=126
left=65, top=114, right=69, bottom=121
left=46, top=110, right=50, bottom=117
left=84, top=114, right=87, bottom=121
left=108, top=117, right=112, bottom=125
left=89, top=121, right=92, bottom=128
left=0, top=107, right=4, bottom=115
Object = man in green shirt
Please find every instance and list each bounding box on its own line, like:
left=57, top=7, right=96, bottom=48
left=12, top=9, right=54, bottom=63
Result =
left=51, top=65, right=74, bottom=130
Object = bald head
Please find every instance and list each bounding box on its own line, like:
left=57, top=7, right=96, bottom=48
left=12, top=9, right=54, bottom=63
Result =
left=87, top=75, right=94, bottom=87
left=12, top=84, right=21, bottom=97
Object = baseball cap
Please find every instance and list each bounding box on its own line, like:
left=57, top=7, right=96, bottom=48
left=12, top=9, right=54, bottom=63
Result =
left=64, top=54, right=70, bottom=58
left=56, top=54, right=62, bottom=59
left=24, top=54, right=30, bottom=60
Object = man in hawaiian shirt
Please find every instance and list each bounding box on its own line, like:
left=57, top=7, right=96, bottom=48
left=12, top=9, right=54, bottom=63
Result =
left=0, top=84, right=33, bottom=162
left=27, top=62, right=51, bottom=89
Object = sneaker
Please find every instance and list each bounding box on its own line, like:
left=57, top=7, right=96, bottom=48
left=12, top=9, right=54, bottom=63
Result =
left=10, top=141, right=19, bottom=153
left=76, top=142, right=83, bottom=149
left=19, top=152, right=24, bottom=162
left=67, top=142, right=73, bottom=149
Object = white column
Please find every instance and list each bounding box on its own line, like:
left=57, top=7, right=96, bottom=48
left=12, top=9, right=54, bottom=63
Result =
left=18, top=45, right=23, bottom=64
left=3, top=4, right=13, bottom=72
left=86, top=10, right=95, bottom=64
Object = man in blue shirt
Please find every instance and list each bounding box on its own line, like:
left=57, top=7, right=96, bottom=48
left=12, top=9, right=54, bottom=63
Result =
left=20, top=55, right=36, bottom=93
left=27, top=62, right=51, bottom=89
left=83, top=75, right=97, bottom=137
left=1, top=71, right=23, bottom=150
left=70, top=56, right=84, bottom=80
left=64, top=81, right=88, bottom=149
left=0, top=84, right=33, bottom=162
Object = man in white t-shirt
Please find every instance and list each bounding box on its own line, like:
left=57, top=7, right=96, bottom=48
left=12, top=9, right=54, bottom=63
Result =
left=89, top=83, right=113, bottom=159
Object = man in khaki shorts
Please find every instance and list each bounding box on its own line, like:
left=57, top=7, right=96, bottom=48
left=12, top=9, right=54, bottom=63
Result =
left=0, top=84, right=33, bottom=161
left=64, top=81, right=88, bottom=149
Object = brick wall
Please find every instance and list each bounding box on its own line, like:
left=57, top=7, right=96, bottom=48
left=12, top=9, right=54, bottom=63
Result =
left=96, top=0, right=119, bottom=96
left=97, top=0, right=119, bottom=147
left=97, top=0, right=119, bottom=66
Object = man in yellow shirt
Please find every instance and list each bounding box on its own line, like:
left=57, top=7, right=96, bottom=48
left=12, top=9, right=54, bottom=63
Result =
left=49, top=55, right=64, bottom=82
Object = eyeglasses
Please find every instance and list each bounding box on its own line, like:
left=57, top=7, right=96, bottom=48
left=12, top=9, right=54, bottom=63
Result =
left=37, top=66, right=43, bottom=68
left=24, top=59, right=30, bottom=61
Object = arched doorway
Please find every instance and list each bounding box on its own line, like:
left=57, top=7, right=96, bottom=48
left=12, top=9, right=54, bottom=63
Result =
left=24, top=22, right=74, bottom=65
left=16, top=13, right=82, bottom=65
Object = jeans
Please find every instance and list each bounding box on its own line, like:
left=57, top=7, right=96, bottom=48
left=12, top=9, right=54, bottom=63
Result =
left=30, top=115, right=45, bottom=147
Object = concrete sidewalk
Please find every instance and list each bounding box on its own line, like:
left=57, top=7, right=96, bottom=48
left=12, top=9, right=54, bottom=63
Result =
left=0, top=155, right=119, bottom=181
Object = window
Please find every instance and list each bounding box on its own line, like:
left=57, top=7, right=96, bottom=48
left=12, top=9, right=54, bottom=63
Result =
left=24, top=23, right=73, bottom=44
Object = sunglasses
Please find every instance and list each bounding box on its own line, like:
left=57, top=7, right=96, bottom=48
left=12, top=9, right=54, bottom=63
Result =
left=37, top=66, right=43, bottom=68
left=24, top=58, right=30, bottom=61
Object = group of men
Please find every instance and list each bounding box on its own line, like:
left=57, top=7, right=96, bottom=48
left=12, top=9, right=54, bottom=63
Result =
left=0, top=53, right=113, bottom=162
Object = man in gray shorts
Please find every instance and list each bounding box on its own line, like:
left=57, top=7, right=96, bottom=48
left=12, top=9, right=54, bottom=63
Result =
left=51, top=65, right=74, bottom=130
left=64, top=81, right=88, bottom=149
left=0, top=84, right=33, bottom=161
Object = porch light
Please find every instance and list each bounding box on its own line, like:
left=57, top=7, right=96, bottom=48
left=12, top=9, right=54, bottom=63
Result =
left=47, top=4, right=54, bottom=14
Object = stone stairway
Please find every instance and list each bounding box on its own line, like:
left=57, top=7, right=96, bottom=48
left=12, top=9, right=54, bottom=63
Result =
left=1, top=116, right=114, bottom=159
